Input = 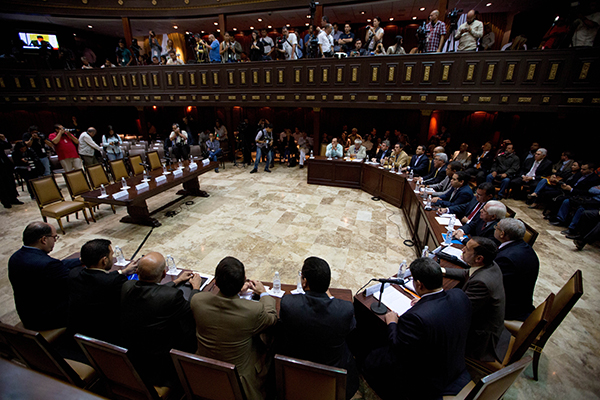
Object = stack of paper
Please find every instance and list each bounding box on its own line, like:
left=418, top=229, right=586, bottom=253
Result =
left=435, top=217, right=463, bottom=227
left=373, top=286, right=413, bottom=316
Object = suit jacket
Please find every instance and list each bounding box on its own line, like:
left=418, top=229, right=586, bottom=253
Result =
left=120, top=280, right=198, bottom=386
left=552, top=159, right=574, bottom=179
left=495, top=240, right=540, bottom=321
left=571, top=173, right=600, bottom=197
left=8, top=247, right=81, bottom=330
left=472, top=150, right=494, bottom=172
left=518, top=158, right=553, bottom=180
left=445, top=263, right=510, bottom=362
left=409, top=154, right=429, bottom=177
left=374, top=148, right=391, bottom=163
left=364, top=290, right=472, bottom=399
left=460, top=218, right=499, bottom=245
left=491, top=153, right=520, bottom=177
left=191, top=292, right=278, bottom=400
left=435, top=185, right=474, bottom=208
left=423, top=164, right=447, bottom=185
left=384, top=150, right=409, bottom=169
left=346, top=145, right=367, bottom=159
left=449, top=197, right=481, bottom=220
left=68, top=267, right=128, bottom=343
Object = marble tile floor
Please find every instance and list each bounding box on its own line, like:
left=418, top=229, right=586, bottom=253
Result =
left=0, top=164, right=599, bottom=399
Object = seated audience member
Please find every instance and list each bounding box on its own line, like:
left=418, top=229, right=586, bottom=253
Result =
left=120, top=252, right=201, bottom=387
left=384, top=143, right=409, bottom=170
left=527, top=160, right=580, bottom=207
left=440, top=182, right=495, bottom=224
left=8, top=222, right=81, bottom=330
left=402, top=145, right=429, bottom=176
left=371, top=141, right=390, bottom=164
left=453, top=200, right=506, bottom=245
left=326, top=137, right=344, bottom=158
left=552, top=184, right=600, bottom=235
left=573, top=210, right=600, bottom=250
left=432, top=171, right=473, bottom=208
left=191, top=257, right=277, bottom=400
left=508, top=148, right=553, bottom=199
left=546, top=162, right=600, bottom=220
left=451, top=143, right=472, bottom=169
left=520, top=142, right=540, bottom=164
left=11, top=141, right=43, bottom=199
left=346, top=139, right=367, bottom=159
left=363, top=258, right=472, bottom=400
left=429, top=161, right=463, bottom=197
left=420, top=153, right=448, bottom=185
left=465, top=142, right=494, bottom=185
left=206, top=133, right=222, bottom=173
left=551, top=151, right=575, bottom=179
left=68, top=239, right=137, bottom=343
left=278, top=257, right=359, bottom=399
left=486, top=143, right=521, bottom=198
left=494, top=219, right=540, bottom=321
left=443, top=237, right=511, bottom=362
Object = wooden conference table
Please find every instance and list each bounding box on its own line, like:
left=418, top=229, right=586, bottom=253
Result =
left=81, top=160, right=217, bottom=227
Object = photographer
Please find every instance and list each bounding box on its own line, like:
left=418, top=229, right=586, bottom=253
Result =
left=23, top=126, right=51, bottom=176
left=455, top=10, right=483, bottom=51
left=277, top=27, right=298, bottom=60
left=425, top=10, right=447, bottom=53
left=305, top=26, right=320, bottom=58
left=365, top=17, right=384, bottom=53
left=250, top=123, right=274, bottom=174
left=350, top=39, right=366, bottom=57
left=169, top=123, right=190, bottom=161
left=194, top=34, right=210, bottom=63
left=318, top=24, right=334, bottom=57
left=339, top=24, right=355, bottom=55
left=49, top=124, right=81, bottom=172
left=260, top=29, right=275, bottom=60
left=220, top=32, right=242, bottom=63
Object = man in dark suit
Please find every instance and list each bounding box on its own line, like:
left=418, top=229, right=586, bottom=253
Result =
left=420, top=153, right=448, bottom=185
left=443, top=237, right=511, bottom=362
left=508, top=148, right=553, bottom=198
left=573, top=209, right=600, bottom=250
left=371, top=141, right=391, bottom=164
left=494, top=219, right=539, bottom=321
left=278, top=257, right=358, bottom=399
left=68, top=239, right=137, bottom=343
left=363, top=258, right=472, bottom=400
left=402, top=145, right=429, bottom=176
left=486, top=143, right=520, bottom=198
left=120, top=252, right=202, bottom=387
left=432, top=171, right=473, bottom=208
left=466, top=142, right=494, bottom=185
left=453, top=200, right=506, bottom=245
left=8, top=222, right=81, bottom=330
left=547, top=162, right=600, bottom=223
left=439, top=182, right=495, bottom=225
left=428, top=161, right=463, bottom=197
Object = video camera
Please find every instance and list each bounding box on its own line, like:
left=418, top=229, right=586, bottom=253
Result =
left=307, top=36, right=320, bottom=58
left=276, top=36, right=286, bottom=50
left=416, top=22, right=428, bottom=52
left=448, top=8, right=463, bottom=31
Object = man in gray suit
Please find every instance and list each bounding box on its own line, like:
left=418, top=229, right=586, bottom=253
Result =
left=442, top=237, right=511, bottom=362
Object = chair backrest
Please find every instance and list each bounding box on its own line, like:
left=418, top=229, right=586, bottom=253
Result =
left=147, top=151, right=162, bottom=170
left=110, top=159, right=130, bottom=181
left=63, top=169, right=92, bottom=198
left=465, top=356, right=532, bottom=400
left=129, top=155, right=145, bottom=176
left=537, top=270, right=583, bottom=348
left=121, top=141, right=132, bottom=150
left=189, top=145, right=202, bottom=157
left=170, top=349, right=246, bottom=400
left=129, top=148, right=147, bottom=161
left=507, top=293, right=553, bottom=365
left=74, top=334, right=159, bottom=400
left=0, top=322, right=84, bottom=387
left=86, top=164, right=110, bottom=189
left=505, top=205, right=516, bottom=219
left=274, top=354, right=346, bottom=400
left=30, top=175, right=64, bottom=207
left=518, top=218, right=538, bottom=247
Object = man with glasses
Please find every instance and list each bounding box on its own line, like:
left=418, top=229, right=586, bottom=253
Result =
left=8, top=222, right=81, bottom=330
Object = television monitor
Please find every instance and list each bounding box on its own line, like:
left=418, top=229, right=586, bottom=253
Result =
left=19, top=33, right=60, bottom=50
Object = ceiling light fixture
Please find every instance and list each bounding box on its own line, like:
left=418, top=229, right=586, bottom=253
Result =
left=250, top=26, right=254, bottom=29
left=268, top=25, right=272, bottom=28
left=412, top=16, right=417, bottom=20
left=305, top=23, right=309, bottom=26
left=360, top=11, right=365, bottom=15
left=201, top=30, right=205, bottom=33
left=286, top=24, right=290, bottom=27
left=306, top=15, right=311, bottom=18
left=214, top=22, right=218, bottom=25
left=389, top=17, right=394, bottom=21
left=367, top=19, right=371, bottom=22
left=486, top=2, right=492, bottom=5
left=88, top=25, right=93, bottom=29
left=420, top=7, right=425, bottom=11
left=258, top=18, right=262, bottom=22
left=173, top=25, right=178, bottom=29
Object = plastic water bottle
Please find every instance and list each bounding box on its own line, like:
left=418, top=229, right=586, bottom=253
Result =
left=121, top=177, right=127, bottom=189
left=445, top=227, right=454, bottom=245
left=163, top=165, right=167, bottom=174
left=100, top=184, right=106, bottom=197
left=273, top=271, right=281, bottom=293
left=426, top=194, right=432, bottom=210
left=408, top=169, right=414, bottom=181
left=448, top=215, right=456, bottom=231
left=166, top=255, right=177, bottom=274
left=421, top=245, right=429, bottom=258
left=398, top=260, right=407, bottom=282
left=310, top=150, right=314, bottom=158
left=114, top=246, right=126, bottom=264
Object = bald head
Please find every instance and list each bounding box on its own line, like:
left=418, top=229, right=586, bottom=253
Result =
left=433, top=146, right=445, bottom=154
left=137, top=252, right=166, bottom=282
left=467, top=10, right=476, bottom=23
left=430, top=10, right=440, bottom=23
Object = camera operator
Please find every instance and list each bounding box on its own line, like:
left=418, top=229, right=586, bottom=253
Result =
left=339, top=24, right=355, bottom=55
left=277, top=27, right=299, bottom=60
left=220, top=32, right=242, bottom=63
left=365, top=17, right=384, bottom=53
left=169, top=123, right=190, bottom=161
left=318, top=24, right=334, bottom=57
left=455, top=10, right=483, bottom=51
left=305, top=26, right=320, bottom=59
left=260, top=29, right=275, bottom=60
left=23, top=126, right=51, bottom=176
left=194, top=34, right=210, bottom=63
left=425, top=10, right=447, bottom=52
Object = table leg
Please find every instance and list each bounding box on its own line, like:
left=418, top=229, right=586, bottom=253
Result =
left=177, top=177, right=209, bottom=197
left=121, top=202, right=162, bottom=227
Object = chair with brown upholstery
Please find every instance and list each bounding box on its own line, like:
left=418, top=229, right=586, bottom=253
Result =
left=274, top=354, right=347, bottom=400
left=29, top=175, right=89, bottom=234
left=129, top=155, right=145, bottom=176
left=86, top=164, right=116, bottom=214
left=518, top=218, right=539, bottom=247
left=468, top=293, right=553, bottom=375
left=443, top=356, right=532, bottom=400
left=504, top=270, right=583, bottom=381
left=505, top=205, right=516, bottom=219
left=147, top=151, right=163, bottom=171
left=170, top=349, right=246, bottom=400
left=63, top=169, right=97, bottom=223
left=0, top=323, right=97, bottom=389
left=74, top=334, right=170, bottom=400
left=110, top=159, right=130, bottom=182
left=129, top=148, right=147, bottom=162
left=14, top=322, right=66, bottom=345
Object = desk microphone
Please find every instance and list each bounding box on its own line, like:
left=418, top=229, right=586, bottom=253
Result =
left=376, top=278, right=405, bottom=285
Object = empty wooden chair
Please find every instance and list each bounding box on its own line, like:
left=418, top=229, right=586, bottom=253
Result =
left=63, top=169, right=97, bottom=223
left=129, top=148, right=147, bottom=161
left=29, top=175, right=89, bottom=234
left=275, top=354, right=347, bottom=400
left=505, top=270, right=583, bottom=381
left=518, top=218, right=539, bottom=247
left=147, top=151, right=163, bottom=171
left=129, top=155, right=145, bottom=176
left=189, top=145, right=202, bottom=159
left=0, top=323, right=97, bottom=389
left=170, top=349, right=246, bottom=400
left=443, top=356, right=532, bottom=400
left=85, top=164, right=116, bottom=214
left=110, top=159, right=130, bottom=182
left=505, top=205, right=517, bottom=219
left=74, top=334, right=170, bottom=400
left=15, top=322, right=67, bottom=345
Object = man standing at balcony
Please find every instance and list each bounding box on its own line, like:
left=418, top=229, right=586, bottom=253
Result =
left=279, top=26, right=298, bottom=60
left=318, top=24, right=334, bottom=57
left=572, top=2, right=600, bottom=47
left=339, top=24, right=355, bottom=55
left=455, top=10, right=483, bottom=51
left=425, top=10, right=447, bottom=53
left=260, top=29, right=275, bottom=60
left=208, top=34, right=221, bottom=63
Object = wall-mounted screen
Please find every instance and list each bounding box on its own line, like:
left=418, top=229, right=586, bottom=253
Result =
left=19, top=33, right=60, bottom=50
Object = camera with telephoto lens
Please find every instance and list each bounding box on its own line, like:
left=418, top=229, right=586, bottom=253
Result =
left=276, top=37, right=285, bottom=50
left=64, top=128, right=77, bottom=132
left=307, top=36, right=319, bottom=58
left=448, top=8, right=463, bottom=31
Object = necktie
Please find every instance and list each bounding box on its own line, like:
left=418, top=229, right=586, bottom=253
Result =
left=450, top=188, right=458, bottom=201
left=467, top=202, right=483, bottom=222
